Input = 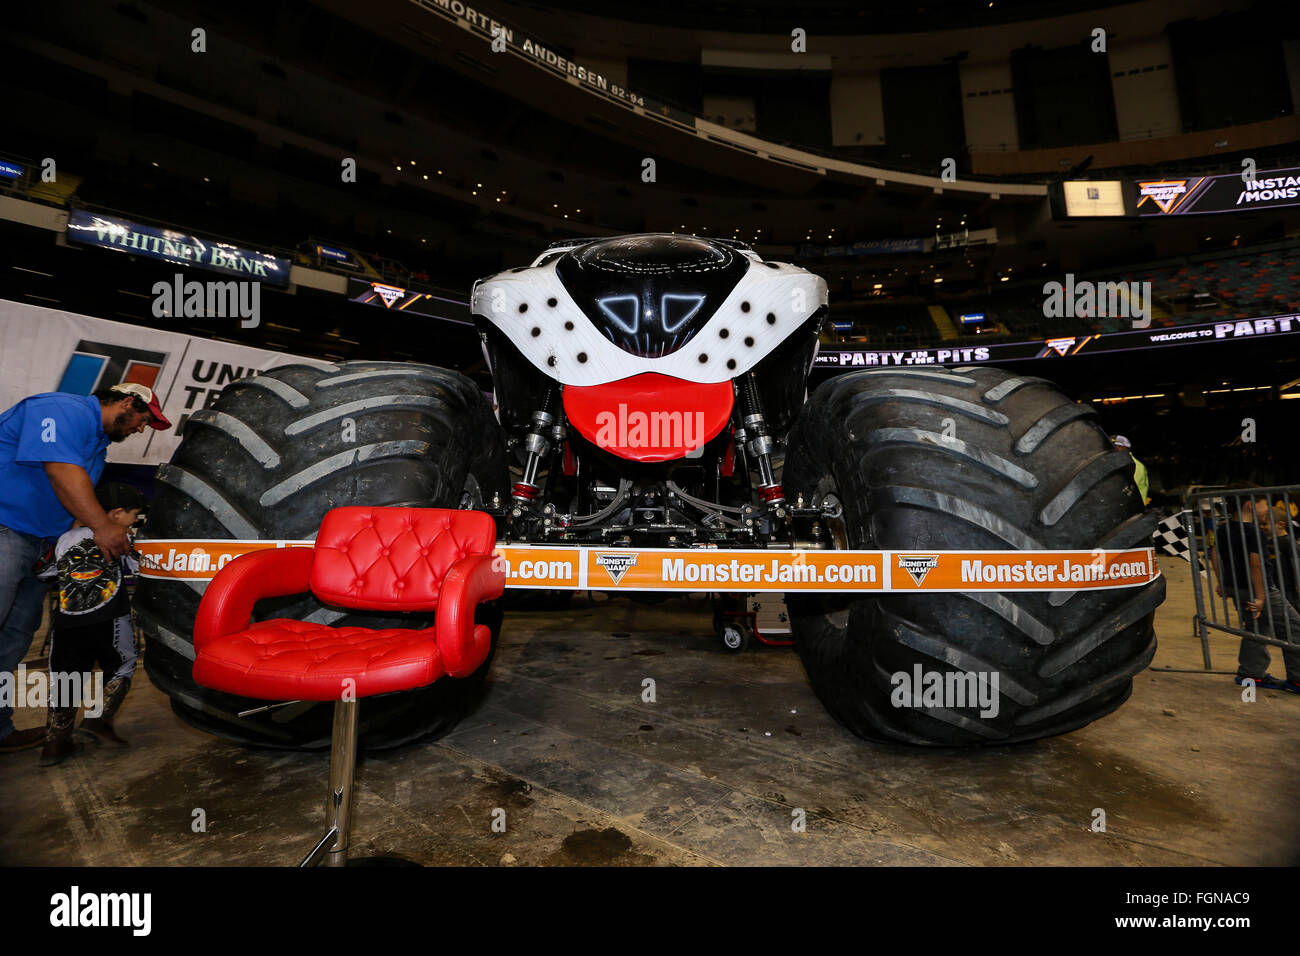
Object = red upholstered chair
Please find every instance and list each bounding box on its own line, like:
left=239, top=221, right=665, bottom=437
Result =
left=193, top=506, right=504, bottom=866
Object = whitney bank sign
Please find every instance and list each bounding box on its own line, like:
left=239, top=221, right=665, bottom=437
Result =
left=409, top=0, right=690, bottom=120
left=67, top=209, right=291, bottom=287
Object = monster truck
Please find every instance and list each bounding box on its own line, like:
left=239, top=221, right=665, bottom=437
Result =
left=137, top=233, right=1164, bottom=749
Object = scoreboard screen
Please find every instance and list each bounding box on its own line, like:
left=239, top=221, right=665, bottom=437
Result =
left=1134, top=167, right=1300, bottom=216
left=1062, top=180, right=1125, bottom=217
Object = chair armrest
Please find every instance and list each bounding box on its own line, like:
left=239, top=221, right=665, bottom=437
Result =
left=194, top=548, right=315, bottom=652
left=435, top=554, right=505, bottom=677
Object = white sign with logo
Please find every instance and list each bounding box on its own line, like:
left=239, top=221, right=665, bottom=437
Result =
left=0, top=299, right=330, bottom=466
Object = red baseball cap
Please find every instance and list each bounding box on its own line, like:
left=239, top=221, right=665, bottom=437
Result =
left=111, top=383, right=172, bottom=430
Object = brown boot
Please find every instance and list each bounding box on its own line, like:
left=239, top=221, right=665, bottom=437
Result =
left=39, top=707, right=82, bottom=766
left=79, top=677, right=131, bottom=746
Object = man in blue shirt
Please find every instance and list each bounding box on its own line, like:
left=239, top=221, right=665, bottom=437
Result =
left=0, top=384, right=170, bottom=751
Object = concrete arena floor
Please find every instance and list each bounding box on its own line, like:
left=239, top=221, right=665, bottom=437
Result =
left=2, top=556, right=1297, bottom=867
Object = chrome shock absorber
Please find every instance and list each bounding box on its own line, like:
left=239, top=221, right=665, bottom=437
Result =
left=513, top=387, right=557, bottom=504
left=736, top=373, right=784, bottom=505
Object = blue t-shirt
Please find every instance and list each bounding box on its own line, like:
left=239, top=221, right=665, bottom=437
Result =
left=0, top=393, right=109, bottom=538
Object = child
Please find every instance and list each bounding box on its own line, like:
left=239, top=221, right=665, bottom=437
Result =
left=38, top=483, right=147, bottom=766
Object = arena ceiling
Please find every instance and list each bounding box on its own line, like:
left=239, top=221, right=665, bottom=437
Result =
left=504, top=0, right=1130, bottom=35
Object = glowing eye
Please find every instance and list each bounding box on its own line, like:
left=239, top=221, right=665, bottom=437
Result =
left=660, top=293, right=705, bottom=333
left=596, top=295, right=639, bottom=333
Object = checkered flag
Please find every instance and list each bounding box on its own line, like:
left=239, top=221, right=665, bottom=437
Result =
left=1152, top=510, right=1192, bottom=562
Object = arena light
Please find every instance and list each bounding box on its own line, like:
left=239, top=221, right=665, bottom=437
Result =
left=1094, top=393, right=1165, bottom=404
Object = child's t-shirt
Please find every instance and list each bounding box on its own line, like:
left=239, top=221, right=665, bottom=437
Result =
left=39, top=527, right=139, bottom=628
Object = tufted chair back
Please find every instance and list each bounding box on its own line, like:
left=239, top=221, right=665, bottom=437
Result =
left=309, top=506, right=498, bottom=612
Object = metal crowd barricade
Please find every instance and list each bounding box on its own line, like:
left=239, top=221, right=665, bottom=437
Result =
left=1185, top=484, right=1300, bottom=670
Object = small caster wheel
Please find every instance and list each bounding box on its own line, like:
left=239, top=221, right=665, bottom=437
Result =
left=720, top=621, right=752, bottom=653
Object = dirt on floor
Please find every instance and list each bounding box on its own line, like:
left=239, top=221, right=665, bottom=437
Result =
left=2, top=556, right=1297, bottom=866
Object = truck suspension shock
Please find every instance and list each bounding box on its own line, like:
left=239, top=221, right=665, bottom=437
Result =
left=735, top=373, right=784, bottom=505
left=513, top=386, right=559, bottom=503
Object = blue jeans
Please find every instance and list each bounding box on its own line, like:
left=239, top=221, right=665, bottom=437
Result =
left=1227, top=587, right=1300, bottom=684
left=0, top=524, right=51, bottom=739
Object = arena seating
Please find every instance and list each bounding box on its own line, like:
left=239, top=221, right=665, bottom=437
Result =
left=834, top=240, right=1300, bottom=344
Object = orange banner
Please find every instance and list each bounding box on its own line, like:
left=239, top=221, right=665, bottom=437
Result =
left=890, top=549, right=1156, bottom=592
left=135, top=540, right=1158, bottom=593
left=584, top=548, right=884, bottom=591
left=137, top=540, right=289, bottom=579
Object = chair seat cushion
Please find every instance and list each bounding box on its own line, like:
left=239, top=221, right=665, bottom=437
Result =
left=192, top=619, right=445, bottom=701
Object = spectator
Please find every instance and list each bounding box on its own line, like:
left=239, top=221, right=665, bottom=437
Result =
left=1270, top=504, right=1300, bottom=608
left=1112, top=435, right=1149, bottom=505
left=0, top=384, right=168, bottom=753
left=37, top=483, right=146, bottom=764
left=1275, top=498, right=1300, bottom=539
left=1210, top=490, right=1300, bottom=693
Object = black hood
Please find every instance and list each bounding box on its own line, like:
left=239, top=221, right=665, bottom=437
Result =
left=555, top=234, right=750, bottom=358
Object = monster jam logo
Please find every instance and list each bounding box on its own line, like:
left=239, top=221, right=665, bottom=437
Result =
left=1136, top=179, right=1190, bottom=214
left=372, top=283, right=406, bottom=307
left=897, top=554, right=939, bottom=587
left=595, top=552, right=638, bottom=585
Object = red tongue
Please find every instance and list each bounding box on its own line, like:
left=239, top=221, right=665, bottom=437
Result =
left=562, top=373, right=733, bottom=462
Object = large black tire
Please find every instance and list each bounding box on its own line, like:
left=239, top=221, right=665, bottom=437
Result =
left=783, top=366, right=1165, bottom=746
left=137, top=360, right=508, bottom=750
